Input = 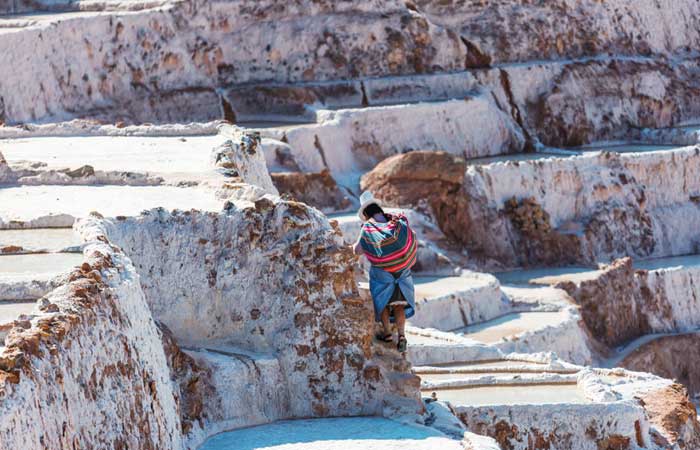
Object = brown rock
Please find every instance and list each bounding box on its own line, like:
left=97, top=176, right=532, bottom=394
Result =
left=63, top=165, right=95, bottom=178
left=622, top=334, right=700, bottom=395
left=158, top=322, right=214, bottom=433
left=557, top=257, right=673, bottom=348
left=271, top=169, right=354, bottom=213
left=360, top=150, right=469, bottom=244
left=362, top=150, right=466, bottom=187
left=502, top=196, right=582, bottom=266
left=637, top=383, right=700, bottom=448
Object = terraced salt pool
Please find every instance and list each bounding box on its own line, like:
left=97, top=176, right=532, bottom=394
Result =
left=199, top=417, right=462, bottom=450
left=405, top=332, right=462, bottom=346
left=1, top=135, right=221, bottom=182
left=428, top=383, right=586, bottom=406
left=494, top=254, right=700, bottom=291
left=0, top=185, right=222, bottom=225
left=413, top=275, right=493, bottom=298
left=0, top=228, right=81, bottom=252
left=415, top=360, right=575, bottom=383
left=0, top=253, right=84, bottom=280
left=0, top=300, right=36, bottom=324
left=454, top=311, right=567, bottom=343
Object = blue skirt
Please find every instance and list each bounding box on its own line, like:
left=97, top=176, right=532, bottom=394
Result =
left=369, top=266, right=416, bottom=323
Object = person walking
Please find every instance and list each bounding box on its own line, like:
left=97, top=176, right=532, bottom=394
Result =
left=353, top=191, right=417, bottom=353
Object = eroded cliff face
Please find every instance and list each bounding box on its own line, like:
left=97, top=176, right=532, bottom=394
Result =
left=3, top=0, right=700, bottom=153
left=556, top=258, right=658, bottom=347
left=503, top=59, right=700, bottom=147
left=623, top=335, right=700, bottom=397
left=557, top=258, right=700, bottom=348
left=1, top=0, right=464, bottom=124
left=413, top=0, right=700, bottom=64
left=89, top=199, right=422, bottom=426
left=0, top=240, right=184, bottom=449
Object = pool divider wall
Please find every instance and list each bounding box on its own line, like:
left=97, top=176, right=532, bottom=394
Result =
left=0, top=231, right=184, bottom=449
left=77, top=197, right=425, bottom=446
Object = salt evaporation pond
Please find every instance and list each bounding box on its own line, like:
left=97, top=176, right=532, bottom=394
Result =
left=454, top=311, right=567, bottom=343
left=0, top=228, right=81, bottom=252
left=199, top=417, right=463, bottom=450
left=0, top=253, right=84, bottom=279
left=428, top=383, right=586, bottom=406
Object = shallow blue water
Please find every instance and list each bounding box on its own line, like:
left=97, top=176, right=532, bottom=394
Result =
left=199, top=417, right=446, bottom=450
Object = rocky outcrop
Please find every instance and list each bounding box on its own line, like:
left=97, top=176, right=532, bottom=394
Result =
left=502, top=196, right=583, bottom=267
left=271, top=169, right=356, bottom=214
left=211, top=126, right=278, bottom=196
left=622, top=334, right=700, bottom=396
left=637, top=383, right=700, bottom=449
left=556, top=258, right=658, bottom=347
left=89, top=199, right=422, bottom=426
left=489, top=58, right=700, bottom=147
left=461, top=150, right=666, bottom=268
left=0, top=152, right=15, bottom=185
left=557, top=258, right=700, bottom=348
left=413, top=0, right=700, bottom=64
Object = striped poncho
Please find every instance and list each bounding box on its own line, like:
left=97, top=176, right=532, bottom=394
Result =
left=360, top=213, right=418, bottom=273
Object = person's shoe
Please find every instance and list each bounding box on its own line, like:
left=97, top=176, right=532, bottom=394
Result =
left=397, top=335, right=407, bottom=353
left=375, top=332, right=393, bottom=343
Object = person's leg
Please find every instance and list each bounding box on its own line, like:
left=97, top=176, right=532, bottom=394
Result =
left=394, top=305, right=407, bottom=352
left=380, top=307, right=392, bottom=336
left=394, top=305, right=406, bottom=336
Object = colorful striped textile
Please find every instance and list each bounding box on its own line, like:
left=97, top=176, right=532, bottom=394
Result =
left=360, top=213, right=418, bottom=273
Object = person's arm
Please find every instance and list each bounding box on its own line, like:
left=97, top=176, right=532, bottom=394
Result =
left=352, top=231, right=364, bottom=255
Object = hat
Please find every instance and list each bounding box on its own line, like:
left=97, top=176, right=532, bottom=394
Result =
left=358, top=191, right=381, bottom=221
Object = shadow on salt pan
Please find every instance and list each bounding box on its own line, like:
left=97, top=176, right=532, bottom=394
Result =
left=634, top=254, right=700, bottom=271
left=578, top=144, right=679, bottom=153
left=494, top=266, right=594, bottom=286
left=199, top=417, right=461, bottom=450
left=466, top=152, right=566, bottom=165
